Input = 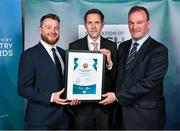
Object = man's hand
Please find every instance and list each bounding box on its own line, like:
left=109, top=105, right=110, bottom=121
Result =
left=70, top=99, right=81, bottom=106
left=99, top=48, right=113, bottom=68
left=99, top=92, right=117, bottom=105
left=53, top=88, right=70, bottom=105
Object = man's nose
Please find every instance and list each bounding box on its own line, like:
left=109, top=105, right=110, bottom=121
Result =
left=132, top=23, right=138, bottom=29
left=92, top=23, right=96, bottom=29
left=51, top=28, right=56, bottom=33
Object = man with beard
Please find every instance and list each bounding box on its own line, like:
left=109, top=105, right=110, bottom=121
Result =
left=18, top=14, right=71, bottom=130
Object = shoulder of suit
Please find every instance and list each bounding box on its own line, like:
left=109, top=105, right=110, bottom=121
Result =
left=56, top=46, right=64, bottom=51
left=20, top=43, right=41, bottom=59
left=23, top=43, right=40, bottom=54
left=69, top=37, right=85, bottom=45
left=119, top=39, right=131, bottom=46
left=101, top=36, right=117, bottom=46
left=102, top=37, right=115, bottom=43
left=150, top=38, right=168, bottom=50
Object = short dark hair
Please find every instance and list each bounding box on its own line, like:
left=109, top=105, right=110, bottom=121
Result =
left=84, top=9, right=104, bottom=22
left=128, top=6, right=150, bottom=20
left=40, top=13, right=60, bottom=27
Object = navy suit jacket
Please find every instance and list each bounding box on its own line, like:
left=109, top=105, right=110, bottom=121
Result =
left=115, top=36, right=168, bottom=129
left=18, top=42, right=68, bottom=128
left=69, top=35, right=117, bottom=114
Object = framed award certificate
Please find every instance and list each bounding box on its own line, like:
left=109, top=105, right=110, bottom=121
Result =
left=65, top=50, right=105, bottom=101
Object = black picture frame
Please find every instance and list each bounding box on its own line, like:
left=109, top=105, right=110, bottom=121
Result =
left=64, top=50, right=105, bottom=102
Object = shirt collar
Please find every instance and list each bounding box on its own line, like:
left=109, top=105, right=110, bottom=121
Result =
left=87, top=35, right=101, bottom=45
left=132, top=33, right=150, bottom=47
left=40, top=39, right=57, bottom=53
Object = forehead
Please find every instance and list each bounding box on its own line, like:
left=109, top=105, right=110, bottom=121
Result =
left=86, top=13, right=101, bottom=21
left=128, top=10, right=147, bottom=21
left=42, top=18, right=59, bottom=25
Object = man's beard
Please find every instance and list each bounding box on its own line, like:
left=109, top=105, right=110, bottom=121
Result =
left=41, top=34, right=59, bottom=45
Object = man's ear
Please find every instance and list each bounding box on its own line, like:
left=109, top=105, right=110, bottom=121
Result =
left=39, top=26, right=42, bottom=34
left=147, top=20, right=151, bottom=28
left=83, top=22, right=87, bottom=30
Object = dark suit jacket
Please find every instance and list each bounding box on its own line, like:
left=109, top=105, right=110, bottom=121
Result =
left=115, top=36, right=168, bottom=129
left=18, top=42, right=68, bottom=128
left=69, top=35, right=117, bottom=114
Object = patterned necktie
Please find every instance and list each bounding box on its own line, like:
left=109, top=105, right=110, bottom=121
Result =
left=92, top=42, right=98, bottom=51
left=126, top=42, right=139, bottom=70
left=52, top=48, right=63, bottom=77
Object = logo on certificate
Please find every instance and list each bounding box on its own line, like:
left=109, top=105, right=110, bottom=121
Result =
left=83, top=63, right=89, bottom=69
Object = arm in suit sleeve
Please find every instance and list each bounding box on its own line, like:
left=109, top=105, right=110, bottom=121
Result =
left=106, top=44, right=117, bottom=81
left=17, top=51, right=52, bottom=105
left=116, top=45, right=168, bottom=106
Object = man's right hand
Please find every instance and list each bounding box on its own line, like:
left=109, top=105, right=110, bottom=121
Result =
left=53, top=88, right=70, bottom=105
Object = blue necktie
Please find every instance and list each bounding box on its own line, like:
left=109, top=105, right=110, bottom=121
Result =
left=126, top=42, right=139, bottom=70
left=52, top=48, right=63, bottom=77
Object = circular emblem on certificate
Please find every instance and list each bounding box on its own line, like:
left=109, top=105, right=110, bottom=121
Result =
left=83, top=63, right=89, bottom=69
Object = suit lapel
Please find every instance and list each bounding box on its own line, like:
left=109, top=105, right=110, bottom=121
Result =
left=122, top=41, right=131, bottom=75
left=127, top=37, right=152, bottom=73
left=37, top=43, right=60, bottom=77
left=81, top=36, right=89, bottom=50
left=124, top=40, right=132, bottom=64
left=100, top=36, right=106, bottom=49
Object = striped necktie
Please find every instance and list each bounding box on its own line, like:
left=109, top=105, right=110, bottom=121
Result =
left=92, top=42, right=98, bottom=51
left=126, top=42, right=139, bottom=70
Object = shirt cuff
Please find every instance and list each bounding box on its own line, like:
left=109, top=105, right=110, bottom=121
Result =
left=106, top=63, right=113, bottom=70
left=50, top=93, right=54, bottom=102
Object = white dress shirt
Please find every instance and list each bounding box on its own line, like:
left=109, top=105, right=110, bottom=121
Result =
left=87, top=35, right=112, bottom=70
left=40, top=40, right=64, bottom=74
left=87, top=35, right=101, bottom=51
left=131, top=33, right=150, bottom=52
left=40, top=39, right=64, bottom=102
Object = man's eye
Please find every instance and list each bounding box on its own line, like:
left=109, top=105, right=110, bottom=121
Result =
left=137, top=21, right=144, bottom=24
left=46, top=27, right=51, bottom=29
left=95, top=22, right=99, bottom=24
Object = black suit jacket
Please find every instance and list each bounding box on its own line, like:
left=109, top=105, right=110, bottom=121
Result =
left=18, top=42, right=68, bottom=128
left=69, top=35, right=117, bottom=114
left=115, top=36, right=168, bottom=129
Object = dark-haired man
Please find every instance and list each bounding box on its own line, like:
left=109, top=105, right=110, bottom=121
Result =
left=69, top=9, right=117, bottom=130
left=102, top=6, right=168, bottom=130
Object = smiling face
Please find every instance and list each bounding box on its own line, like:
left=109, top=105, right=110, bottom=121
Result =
left=84, top=13, right=104, bottom=41
left=40, top=18, right=60, bottom=46
left=128, top=10, right=151, bottom=41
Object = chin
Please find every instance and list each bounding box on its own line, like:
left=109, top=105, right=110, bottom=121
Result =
left=46, top=39, right=58, bottom=45
left=132, top=35, right=141, bottom=40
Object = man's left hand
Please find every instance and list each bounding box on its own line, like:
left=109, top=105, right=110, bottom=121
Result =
left=98, top=92, right=117, bottom=105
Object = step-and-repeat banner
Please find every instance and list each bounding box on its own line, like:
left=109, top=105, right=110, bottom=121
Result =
left=0, top=0, right=177, bottom=130
left=0, top=0, right=23, bottom=129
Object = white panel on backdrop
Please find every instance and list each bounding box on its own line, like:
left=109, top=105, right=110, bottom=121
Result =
left=78, top=25, right=131, bottom=47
